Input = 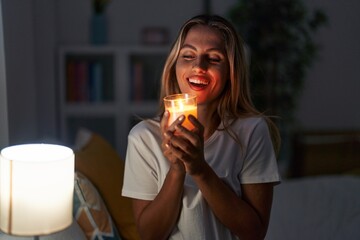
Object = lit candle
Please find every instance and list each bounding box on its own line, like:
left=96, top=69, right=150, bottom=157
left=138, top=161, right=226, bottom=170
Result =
left=164, top=93, right=197, bottom=130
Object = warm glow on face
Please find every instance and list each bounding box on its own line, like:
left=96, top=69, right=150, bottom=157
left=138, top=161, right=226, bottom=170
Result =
left=0, top=144, right=74, bottom=236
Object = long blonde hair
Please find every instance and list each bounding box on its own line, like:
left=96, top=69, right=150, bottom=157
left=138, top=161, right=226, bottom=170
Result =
left=159, top=15, right=281, bottom=154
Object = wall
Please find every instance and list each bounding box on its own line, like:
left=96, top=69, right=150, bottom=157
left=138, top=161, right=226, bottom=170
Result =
left=297, top=0, right=360, bottom=130
left=57, top=0, right=236, bottom=45
left=2, top=0, right=359, bottom=146
left=34, top=0, right=58, bottom=142
left=0, top=0, right=8, bottom=148
left=2, top=0, right=37, bottom=145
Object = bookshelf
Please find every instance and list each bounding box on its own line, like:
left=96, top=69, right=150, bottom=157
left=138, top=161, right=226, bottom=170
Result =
left=58, top=45, right=169, bottom=157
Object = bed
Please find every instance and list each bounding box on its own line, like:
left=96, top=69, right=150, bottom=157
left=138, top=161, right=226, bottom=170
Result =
left=1, top=130, right=358, bottom=240
left=266, top=130, right=360, bottom=240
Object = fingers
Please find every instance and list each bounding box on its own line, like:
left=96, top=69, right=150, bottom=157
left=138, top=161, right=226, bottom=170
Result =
left=160, top=111, right=184, bottom=145
left=162, top=143, right=186, bottom=173
left=164, top=129, right=195, bottom=157
left=161, top=111, right=186, bottom=132
left=188, top=114, right=203, bottom=135
left=164, top=137, right=191, bottom=163
left=164, top=134, right=203, bottom=176
left=162, top=114, right=203, bottom=154
left=161, top=112, right=186, bottom=154
left=174, top=116, right=203, bottom=147
left=160, top=110, right=170, bottom=133
left=169, top=115, right=185, bottom=131
left=161, top=114, right=205, bottom=176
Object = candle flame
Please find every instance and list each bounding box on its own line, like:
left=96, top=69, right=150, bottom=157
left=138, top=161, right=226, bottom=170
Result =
left=179, top=100, right=184, bottom=111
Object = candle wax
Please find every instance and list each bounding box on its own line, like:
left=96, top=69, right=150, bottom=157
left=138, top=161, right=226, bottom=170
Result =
left=167, top=105, right=197, bottom=130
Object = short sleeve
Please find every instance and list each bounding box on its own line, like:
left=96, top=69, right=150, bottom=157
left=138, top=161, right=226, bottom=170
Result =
left=122, top=122, right=162, bottom=201
left=240, top=118, right=280, bottom=184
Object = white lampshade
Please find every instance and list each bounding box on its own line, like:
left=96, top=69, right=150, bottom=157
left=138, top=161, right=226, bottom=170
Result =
left=0, top=144, right=74, bottom=236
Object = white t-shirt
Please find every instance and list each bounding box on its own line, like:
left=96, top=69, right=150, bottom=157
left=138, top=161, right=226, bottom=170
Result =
left=122, top=117, right=280, bottom=240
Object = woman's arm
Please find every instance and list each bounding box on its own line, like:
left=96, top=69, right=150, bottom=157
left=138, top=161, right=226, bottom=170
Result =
left=132, top=166, right=185, bottom=240
left=131, top=112, right=187, bottom=240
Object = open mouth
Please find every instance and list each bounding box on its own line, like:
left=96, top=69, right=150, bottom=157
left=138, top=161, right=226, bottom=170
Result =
left=188, top=77, right=209, bottom=89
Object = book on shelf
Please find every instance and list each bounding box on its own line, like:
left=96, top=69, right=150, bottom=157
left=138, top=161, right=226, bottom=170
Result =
left=131, top=61, right=144, bottom=102
left=66, top=60, right=76, bottom=102
left=66, top=59, right=105, bottom=103
left=130, top=60, right=161, bottom=102
left=76, top=61, right=89, bottom=101
left=89, top=61, right=103, bottom=102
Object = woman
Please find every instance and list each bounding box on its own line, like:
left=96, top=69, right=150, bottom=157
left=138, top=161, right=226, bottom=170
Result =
left=122, top=14, right=281, bottom=240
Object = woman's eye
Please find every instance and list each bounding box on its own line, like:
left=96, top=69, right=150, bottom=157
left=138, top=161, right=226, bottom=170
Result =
left=208, top=57, right=221, bottom=63
left=209, top=58, right=220, bottom=62
left=182, top=55, right=194, bottom=60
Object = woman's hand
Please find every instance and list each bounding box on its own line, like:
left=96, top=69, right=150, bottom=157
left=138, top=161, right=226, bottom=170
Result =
left=162, top=114, right=206, bottom=176
left=160, top=111, right=187, bottom=173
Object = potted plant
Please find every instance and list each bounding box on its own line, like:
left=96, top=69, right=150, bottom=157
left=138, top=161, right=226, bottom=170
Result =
left=90, top=0, right=112, bottom=45
left=93, top=0, right=111, bottom=15
left=228, top=0, right=327, bottom=166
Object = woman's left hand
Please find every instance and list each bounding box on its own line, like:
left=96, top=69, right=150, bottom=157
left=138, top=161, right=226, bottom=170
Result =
left=163, top=115, right=206, bottom=175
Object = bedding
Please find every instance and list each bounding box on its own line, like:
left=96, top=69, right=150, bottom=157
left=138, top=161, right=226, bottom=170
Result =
left=266, top=175, right=360, bottom=240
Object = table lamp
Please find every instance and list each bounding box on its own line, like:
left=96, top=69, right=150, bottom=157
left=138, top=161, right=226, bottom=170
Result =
left=0, top=143, right=74, bottom=240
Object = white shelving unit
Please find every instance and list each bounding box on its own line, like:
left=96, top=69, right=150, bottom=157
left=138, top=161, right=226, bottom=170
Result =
left=58, top=45, right=169, bottom=157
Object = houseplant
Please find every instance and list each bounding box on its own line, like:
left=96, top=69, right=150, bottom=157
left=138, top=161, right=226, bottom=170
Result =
left=92, top=0, right=111, bottom=14
left=228, top=0, right=327, bottom=167
left=90, top=0, right=112, bottom=45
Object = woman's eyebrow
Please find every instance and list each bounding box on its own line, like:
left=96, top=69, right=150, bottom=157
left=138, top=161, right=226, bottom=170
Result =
left=180, top=44, right=196, bottom=50
left=180, top=44, right=224, bottom=53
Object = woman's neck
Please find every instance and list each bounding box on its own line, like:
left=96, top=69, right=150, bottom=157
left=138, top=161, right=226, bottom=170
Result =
left=197, top=104, right=220, bottom=140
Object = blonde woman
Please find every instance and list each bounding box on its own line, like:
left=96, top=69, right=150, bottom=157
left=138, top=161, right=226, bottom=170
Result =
left=122, top=14, right=281, bottom=240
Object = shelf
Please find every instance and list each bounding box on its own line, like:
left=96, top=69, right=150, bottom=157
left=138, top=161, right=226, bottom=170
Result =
left=58, top=45, right=169, bottom=156
left=63, top=103, right=117, bottom=115
left=129, top=53, right=166, bottom=102
left=64, top=52, right=114, bottom=103
left=129, top=101, right=159, bottom=114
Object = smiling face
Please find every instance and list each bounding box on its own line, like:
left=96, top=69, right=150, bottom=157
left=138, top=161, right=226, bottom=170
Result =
left=175, top=25, right=229, bottom=107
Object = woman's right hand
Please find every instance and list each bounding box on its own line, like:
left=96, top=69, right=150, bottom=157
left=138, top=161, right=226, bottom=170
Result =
left=160, top=110, right=186, bottom=173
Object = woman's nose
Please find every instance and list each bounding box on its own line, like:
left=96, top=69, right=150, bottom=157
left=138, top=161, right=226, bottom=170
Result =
left=192, top=57, right=207, bottom=72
